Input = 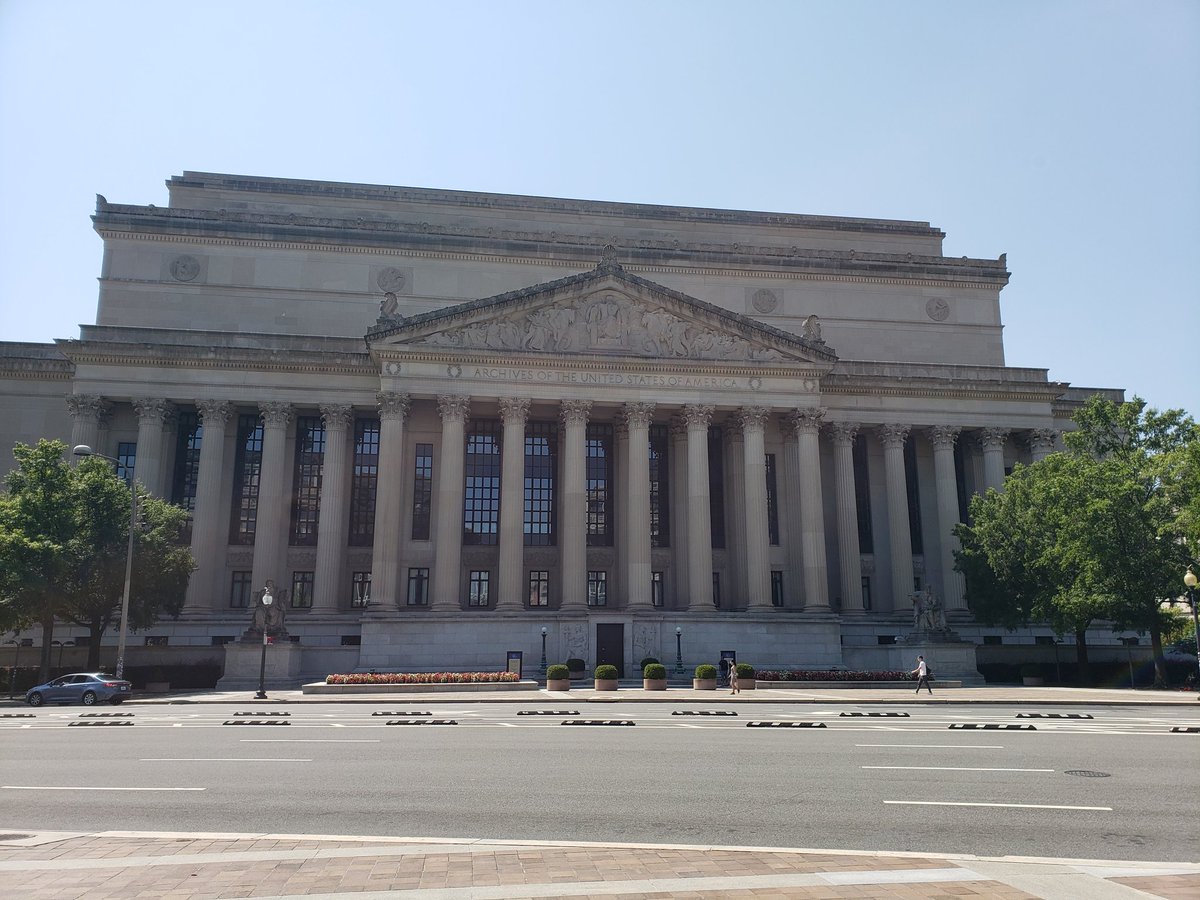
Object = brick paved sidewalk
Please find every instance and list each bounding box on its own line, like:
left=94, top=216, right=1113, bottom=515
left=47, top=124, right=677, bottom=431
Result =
left=1, top=830, right=1197, bottom=899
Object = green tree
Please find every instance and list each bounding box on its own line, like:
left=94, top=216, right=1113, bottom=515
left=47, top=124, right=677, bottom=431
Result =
left=0, top=440, right=194, bottom=678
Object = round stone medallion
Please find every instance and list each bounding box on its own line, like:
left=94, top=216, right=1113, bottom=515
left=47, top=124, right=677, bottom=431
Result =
left=926, top=297, right=951, bottom=321
left=751, top=289, right=778, bottom=313
left=376, top=267, right=407, bottom=292
left=169, top=255, right=200, bottom=282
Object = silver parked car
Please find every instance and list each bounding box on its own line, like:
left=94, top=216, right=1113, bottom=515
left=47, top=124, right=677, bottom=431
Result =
left=25, top=673, right=132, bottom=707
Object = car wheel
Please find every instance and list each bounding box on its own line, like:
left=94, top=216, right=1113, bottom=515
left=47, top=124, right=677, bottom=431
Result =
left=27, top=692, right=43, bottom=708
left=81, top=691, right=98, bottom=706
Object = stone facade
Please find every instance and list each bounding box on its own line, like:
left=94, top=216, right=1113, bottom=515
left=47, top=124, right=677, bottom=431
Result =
left=0, top=173, right=1123, bottom=681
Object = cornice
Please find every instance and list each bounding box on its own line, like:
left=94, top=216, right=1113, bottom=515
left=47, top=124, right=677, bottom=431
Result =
left=823, top=361, right=1068, bottom=403
left=57, top=340, right=375, bottom=377
left=0, top=343, right=75, bottom=380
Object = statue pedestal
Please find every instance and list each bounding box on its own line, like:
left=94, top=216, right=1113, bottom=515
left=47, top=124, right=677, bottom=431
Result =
left=898, top=631, right=982, bottom=685
left=217, top=641, right=304, bottom=690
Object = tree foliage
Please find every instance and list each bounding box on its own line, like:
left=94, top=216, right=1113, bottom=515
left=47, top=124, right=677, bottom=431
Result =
left=0, top=440, right=194, bottom=676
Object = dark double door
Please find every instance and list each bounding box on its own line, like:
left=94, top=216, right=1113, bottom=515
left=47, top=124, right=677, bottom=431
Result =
left=595, top=624, right=625, bottom=678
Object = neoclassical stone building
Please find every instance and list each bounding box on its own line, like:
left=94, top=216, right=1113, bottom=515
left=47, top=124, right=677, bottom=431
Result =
left=0, top=173, right=1120, bottom=680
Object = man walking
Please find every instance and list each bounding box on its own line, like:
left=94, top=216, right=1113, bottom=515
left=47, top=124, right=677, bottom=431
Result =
left=913, top=655, right=932, bottom=694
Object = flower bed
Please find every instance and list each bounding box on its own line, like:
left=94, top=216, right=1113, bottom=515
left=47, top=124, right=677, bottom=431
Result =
left=325, top=672, right=520, bottom=685
left=755, top=669, right=914, bottom=682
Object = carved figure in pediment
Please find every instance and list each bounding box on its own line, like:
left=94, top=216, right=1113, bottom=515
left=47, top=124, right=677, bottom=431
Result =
left=803, top=314, right=823, bottom=343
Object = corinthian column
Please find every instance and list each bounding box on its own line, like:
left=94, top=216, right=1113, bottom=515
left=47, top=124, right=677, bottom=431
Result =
left=738, top=407, right=773, bottom=609
left=684, top=404, right=715, bottom=609
left=431, top=396, right=470, bottom=610
left=186, top=400, right=232, bottom=612
left=369, top=393, right=410, bottom=609
left=623, top=402, right=655, bottom=608
left=67, top=395, right=109, bottom=456
left=132, top=398, right=174, bottom=497
left=980, top=427, right=1009, bottom=492
left=928, top=426, right=966, bottom=612
left=251, top=402, right=293, bottom=595
left=559, top=400, right=592, bottom=610
left=789, top=408, right=829, bottom=608
left=878, top=423, right=912, bottom=612
left=496, top=398, right=531, bottom=610
left=668, top=415, right=689, bottom=605
left=1028, top=428, right=1058, bottom=463
left=313, top=405, right=353, bottom=611
left=827, top=422, right=863, bottom=613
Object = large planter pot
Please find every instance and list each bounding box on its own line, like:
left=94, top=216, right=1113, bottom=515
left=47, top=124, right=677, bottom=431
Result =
left=693, top=678, right=717, bottom=691
left=736, top=679, right=756, bottom=691
left=546, top=679, right=570, bottom=691
left=594, top=678, right=619, bottom=691
left=643, top=678, right=667, bottom=691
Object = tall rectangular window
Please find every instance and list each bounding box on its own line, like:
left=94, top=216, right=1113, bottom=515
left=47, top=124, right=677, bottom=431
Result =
left=587, top=570, right=608, bottom=607
left=290, top=416, right=325, bottom=546
left=349, top=418, right=379, bottom=546
left=708, top=427, right=725, bottom=548
left=765, top=452, right=780, bottom=546
left=651, top=571, right=664, bottom=608
left=712, top=572, right=722, bottom=608
left=411, top=442, right=433, bottom=541
left=852, top=434, right=874, bottom=553
left=468, top=570, right=491, bottom=607
left=229, top=571, right=253, bottom=608
left=463, top=421, right=501, bottom=545
left=524, top=422, right=556, bottom=546
left=904, top=439, right=923, bottom=555
left=771, top=570, right=784, bottom=607
left=528, top=570, right=549, bottom=607
left=350, top=571, right=371, bottom=608
left=586, top=423, right=613, bottom=546
left=406, top=567, right=429, bottom=606
left=229, top=414, right=263, bottom=545
left=117, top=442, right=137, bottom=486
left=170, top=410, right=201, bottom=541
left=649, top=423, right=670, bottom=547
left=290, top=571, right=314, bottom=608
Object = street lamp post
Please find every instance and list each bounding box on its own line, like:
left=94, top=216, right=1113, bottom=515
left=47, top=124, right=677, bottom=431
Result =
left=539, top=627, right=548, bottom=678
left=255, top=585, right=275, bottom=700
left=72, top=445, right=136, bottom=680
left=674, top=627, right=684, bottom=675
left=1184, top=569, right=1200, bottom=686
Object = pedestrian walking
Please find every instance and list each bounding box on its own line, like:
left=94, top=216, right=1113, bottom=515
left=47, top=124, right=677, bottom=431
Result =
left=912, top=655, right=932, bottom=694
left=729, top=661, right=740, bottom=695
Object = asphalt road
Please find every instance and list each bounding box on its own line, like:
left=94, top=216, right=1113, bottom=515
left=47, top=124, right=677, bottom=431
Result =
left=2, top=701, right=1197, bottom=862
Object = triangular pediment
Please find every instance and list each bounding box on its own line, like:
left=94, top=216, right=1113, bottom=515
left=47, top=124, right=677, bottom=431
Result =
left=367, top=262, right=836, bottom=366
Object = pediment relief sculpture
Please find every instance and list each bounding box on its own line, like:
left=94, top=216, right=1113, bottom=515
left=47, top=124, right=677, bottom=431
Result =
left=407, top=292, right=789, bottom=362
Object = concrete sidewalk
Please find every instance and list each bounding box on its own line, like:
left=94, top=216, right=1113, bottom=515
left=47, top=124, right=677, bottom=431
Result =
left=1, top=829, right=1197, bottom=899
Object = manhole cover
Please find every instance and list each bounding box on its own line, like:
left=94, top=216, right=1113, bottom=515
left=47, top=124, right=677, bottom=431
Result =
left=0, top=834, right=32, bottom=841
left=1064, top=770, right=1111, bottom=777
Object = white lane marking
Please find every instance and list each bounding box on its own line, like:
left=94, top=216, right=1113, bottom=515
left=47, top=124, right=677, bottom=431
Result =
left=238, top=739, right=380, bottom=743
left=139, top=758, right=313, bottom=762
left=856, top=744, right=1005, bottom=749
left=3, top=786, right=205, bottom=792
left=863, top=766, right=1053, bottom=772
left=884, top=800, right=1111, bottom=811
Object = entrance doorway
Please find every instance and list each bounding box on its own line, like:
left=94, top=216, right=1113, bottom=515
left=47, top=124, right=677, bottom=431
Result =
left=595, top=624, right=625, bottom=678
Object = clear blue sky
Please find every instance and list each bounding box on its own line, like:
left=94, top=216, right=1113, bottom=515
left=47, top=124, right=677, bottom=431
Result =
left=2, top=0, right=1196, bottom=414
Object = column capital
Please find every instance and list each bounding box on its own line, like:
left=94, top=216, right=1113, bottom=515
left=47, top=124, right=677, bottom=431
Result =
left=979, top=427, right=1009, bottom=452
left=66, top=394, right=109, bottom=423
left=259, top=401, right=293, bottom=429
left=682, top=404, right=715, bottom=432
left=436, top=394, right=470, bottom=423
left=736, top=406, right=770, bottom=434
left=927, top=425, right=961, bottom=451
left=378, top=391, right=412, bottom=422
left=132, top=398, right=175, bottom=424
left=498, top=397, right=532, bottom=425
left=825, top=421, right=860, bottom=446
left=621, top=401, right=655, bottom=430
left=1027, top=428, right=1058, bottom=454
left=320, top=404, right=354, bottom=430
left=197, top=399, right=233, bottom=426
left=787, top=407, right=826, bottom=435
left=559, top=399, right=593, bottom=428
left=877, top=423, right=910, bottom=449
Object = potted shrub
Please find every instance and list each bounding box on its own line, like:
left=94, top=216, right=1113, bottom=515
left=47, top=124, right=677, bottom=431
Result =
left=546, top=664, right=571, bottom=691
left=735, top=662, right=756, bottom=691
left=1020, top=663, right=1044, bottom=686
left=566, top=658, right=586, bottom=679
left=594, top=664, right=619, bottom=691
left=693, top=664, right=717, bottom=690
left=638, top=656, right=660, bottom=671
left=643, top=662, right=667, bottom=691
